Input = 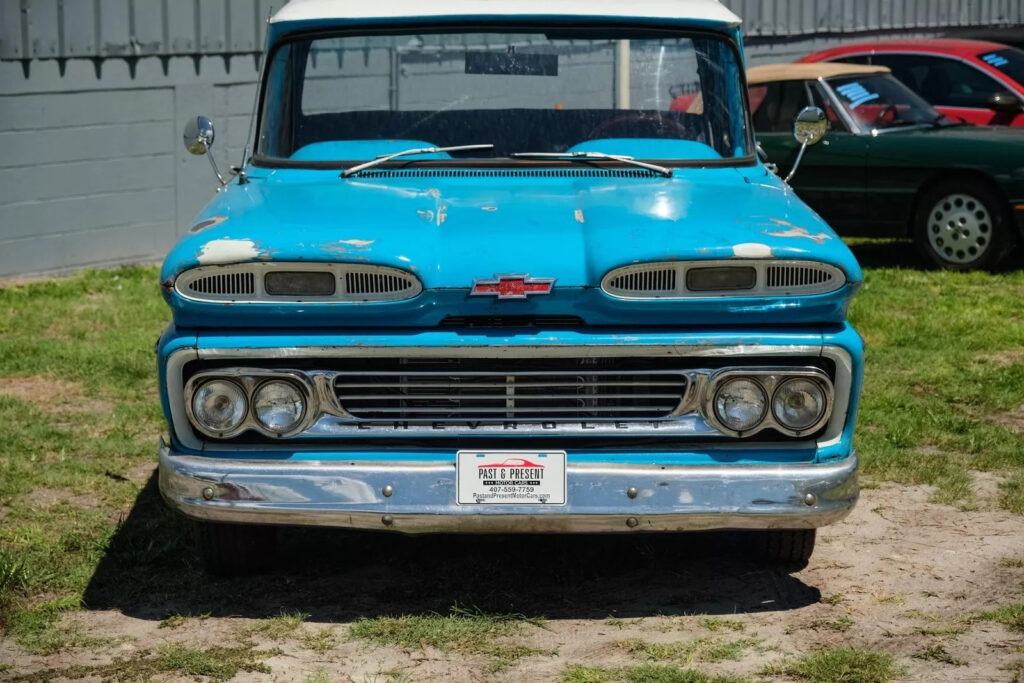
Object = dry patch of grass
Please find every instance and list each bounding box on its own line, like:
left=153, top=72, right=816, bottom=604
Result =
left=245, top=610, right=309, bottom=641
left=10, top=643, right=280, bottom=683
left=913, top=645, right=965, bottom=666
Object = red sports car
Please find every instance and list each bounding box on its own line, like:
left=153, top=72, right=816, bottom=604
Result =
left=799, top=39, right=1024, bottom=127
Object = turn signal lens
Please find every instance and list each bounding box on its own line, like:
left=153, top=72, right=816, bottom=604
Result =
left=264, top=271, right=336, bottom=296
left=253, top=380, right=305, bottom=433
left=191, top=380, right=247, bottom=433
left=772, top=378, right=827, bottom=431
left=713, top=378, right=767, bottom=432
left=686, top=266, right=757, bottom=291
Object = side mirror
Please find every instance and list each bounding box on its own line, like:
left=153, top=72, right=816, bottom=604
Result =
left=988, top=91, right=1023, bottom=114
left=793, top=106, right=827, bottom=146
left=784, top=106, right=827, bottom=183
left=183, top=116, right=215, bottom=155
left=183, top=115, right=229, bottom=187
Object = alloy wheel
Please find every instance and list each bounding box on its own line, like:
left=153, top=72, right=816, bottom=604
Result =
left=927, top=193, right=992, bottom=265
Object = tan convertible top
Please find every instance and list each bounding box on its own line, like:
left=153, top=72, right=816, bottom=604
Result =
left=746, top=63, right=890, bottom=85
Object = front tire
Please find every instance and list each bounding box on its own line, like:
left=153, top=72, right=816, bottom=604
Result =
left=913, top=179, right=1013, bottom=270
left=195, top=521, right=279, bottom=577
left=751, top=529, right=816, bottom=567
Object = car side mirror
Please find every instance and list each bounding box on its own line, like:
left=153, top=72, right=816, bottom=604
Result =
left=988, top=91, right=1023, bottom=114
left=785, top=106, right=827, bottom=183
left=183, top=116, right=215, bottom=155
left=183, top=115, right=229, bottom=187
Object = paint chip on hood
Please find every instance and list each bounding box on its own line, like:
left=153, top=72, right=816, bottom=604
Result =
left=732, top=243, right=773, bottom=258
left=197, top=238, right=263, bottom=265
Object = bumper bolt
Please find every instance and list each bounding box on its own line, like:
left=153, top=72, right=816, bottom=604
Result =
left=626, top=517, right=639, bottom=528
left=381, top=514, right=394, bottom=526
left=382, top=484, right=394, bottom=498
left=626, top=486, right=638, bottom=499
left=201, top=487, right=215, bottom=501
left=804, top=492, right=817, bottom=506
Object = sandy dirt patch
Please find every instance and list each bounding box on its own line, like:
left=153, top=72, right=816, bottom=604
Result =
left=2, top=482, right=1022, bottom=682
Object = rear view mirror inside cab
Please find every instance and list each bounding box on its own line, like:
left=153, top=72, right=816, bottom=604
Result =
left=465, top=51, right=559, bottom=76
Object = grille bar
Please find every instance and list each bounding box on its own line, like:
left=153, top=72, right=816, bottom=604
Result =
left=333, top=362, right=688, bottom=421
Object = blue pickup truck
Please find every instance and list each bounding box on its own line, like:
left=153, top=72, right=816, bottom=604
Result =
left=157, top=0, right=864, bottom=575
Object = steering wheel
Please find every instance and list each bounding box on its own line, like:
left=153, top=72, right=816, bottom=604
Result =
left=586, top=112, right=690, bottom=141
left=873, top=104, right=898, bottom=126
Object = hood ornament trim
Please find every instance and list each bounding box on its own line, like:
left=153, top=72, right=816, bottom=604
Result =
left=470, top=274, right=556, bottom=300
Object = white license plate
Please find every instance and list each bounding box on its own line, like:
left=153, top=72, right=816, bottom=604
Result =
left=456, top=450, right=566, bottom=505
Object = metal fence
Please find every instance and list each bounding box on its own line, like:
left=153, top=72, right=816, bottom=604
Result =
left=1, top=0, right=1022, bottom=277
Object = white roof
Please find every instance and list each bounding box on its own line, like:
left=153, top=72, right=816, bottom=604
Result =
left=271, top=0, right=741, bottom=26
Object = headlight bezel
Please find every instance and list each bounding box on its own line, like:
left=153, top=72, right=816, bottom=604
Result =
left=704, top=367, right=833, bottom=438
left=252, top=379, right=308, bottom=434
left=184, top=369, right=317, bottom=439
left=189, top=379, right=248, bottom=437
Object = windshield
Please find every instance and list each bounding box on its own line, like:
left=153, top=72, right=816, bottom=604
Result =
left=256, top=28, right=751, bottom=166
left=825, top=73, right=943, bottom=131
left=978, top=48, right=1024, bottom=85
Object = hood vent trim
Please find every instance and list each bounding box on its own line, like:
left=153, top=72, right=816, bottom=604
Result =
left=602, top=260, right=845, bottom=299
left=358, top=168, right=658, bottom=179
left=175, top=263, right=422, bottom=304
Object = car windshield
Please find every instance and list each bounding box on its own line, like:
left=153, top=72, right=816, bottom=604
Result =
left=255, top=28, right=752, bottom=166
left=825, top=73, right=944, bottom=131
left=977, top=47, right=1024, bottom=85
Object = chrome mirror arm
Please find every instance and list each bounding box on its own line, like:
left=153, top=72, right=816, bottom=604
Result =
left=784, top=106, right=828, bottom=185
left=783, top=141, right=809, bottom=184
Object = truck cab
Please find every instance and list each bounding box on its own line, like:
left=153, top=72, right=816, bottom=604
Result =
left=158, top=0, right=864, bottom=575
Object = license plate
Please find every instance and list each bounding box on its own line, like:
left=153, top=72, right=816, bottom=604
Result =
left=456, top=450, right=566, bottom=505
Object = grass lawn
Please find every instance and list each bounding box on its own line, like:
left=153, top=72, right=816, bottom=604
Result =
left=0, top=242, right=1022, bottom=671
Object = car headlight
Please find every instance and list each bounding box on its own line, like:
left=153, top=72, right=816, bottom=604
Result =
left=772, top=378, right=827, bottom=431
left=713, top=377, right=767, bottom=432
left=191, top=380, right=247, bottom=434
left=252, top=380, right=306, bottom=433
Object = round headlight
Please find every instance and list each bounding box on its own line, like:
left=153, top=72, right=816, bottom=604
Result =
left=713, top=377, right=767, bottom=433
left=772, top=378, right=827, bottom=432
left=253, top=380, right=305, bottom=433
left=191, top=380, right=247, bottom=434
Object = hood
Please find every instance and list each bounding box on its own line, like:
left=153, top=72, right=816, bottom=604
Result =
left=162, top=164, right=862, bottom=327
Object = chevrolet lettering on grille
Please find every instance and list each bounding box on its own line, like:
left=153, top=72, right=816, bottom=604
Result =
left=470, top=274, right=556, bottom=300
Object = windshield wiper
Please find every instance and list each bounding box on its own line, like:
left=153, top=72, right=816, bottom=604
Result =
left=510, top=151, right=673, bottom=177
left=341, top=144, right=494, bottom=178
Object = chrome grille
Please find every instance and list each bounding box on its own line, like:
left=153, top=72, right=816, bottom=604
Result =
left=186, top=272, right=255, bottom=296
left=333, top=359, right=688, bottom=421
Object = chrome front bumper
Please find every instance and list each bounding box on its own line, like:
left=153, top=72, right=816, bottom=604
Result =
left=158, top=441, right=858, bottom=533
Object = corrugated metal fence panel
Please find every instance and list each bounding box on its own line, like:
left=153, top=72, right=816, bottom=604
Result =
left=2, top=1, right=1023, bottom=60
left=723, top=0, right=1024, bottom=37
left=0, top=0, right=284, bottom=61
left=0, top=84, right=177, bottom=275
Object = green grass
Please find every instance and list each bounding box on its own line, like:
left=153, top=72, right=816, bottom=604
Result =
left=847, top=267, right=1024, bottom=509
left=761, top=648, right=904, bottom=683
left=348, top=604, right=543, bottom=652
left=697, top=617, right=745, bottom=632
left=976, top=603, right=1024, bottom=632
left=618, top=637, right=762, bottom=664
left=560, top=663, right=751, bottom=683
